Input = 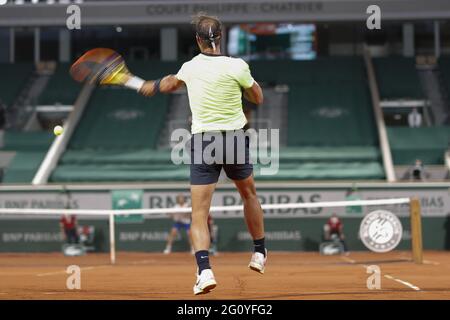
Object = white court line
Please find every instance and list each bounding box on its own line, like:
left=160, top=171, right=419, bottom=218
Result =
left=37, top=265, right=109, bottom=277
left=36, top=259, right=154, bottom=277
left=340, top=256, right=421, bottom=291
left=340, top=256, right=356, bottom=264
left=384, top=274, right=421, bottom=291
left=130, top=259, right=157, bottom=265
left=423, top=260, right=440, bottom=266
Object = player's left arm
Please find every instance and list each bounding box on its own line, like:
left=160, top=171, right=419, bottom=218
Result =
left=139, top=75, right=184, bottom=97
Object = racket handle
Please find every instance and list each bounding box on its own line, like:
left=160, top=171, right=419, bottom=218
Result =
left=124, top=76, right=145, bottom=91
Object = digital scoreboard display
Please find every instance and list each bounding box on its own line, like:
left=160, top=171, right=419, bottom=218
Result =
left=228, top=23, right=317, bottom=60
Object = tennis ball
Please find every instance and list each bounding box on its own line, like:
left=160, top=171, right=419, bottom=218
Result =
left=53, top=125, right=64, bottom=136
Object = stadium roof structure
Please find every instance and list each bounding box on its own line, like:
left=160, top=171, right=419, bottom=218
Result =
left=1, top=0, right=450, bottom=27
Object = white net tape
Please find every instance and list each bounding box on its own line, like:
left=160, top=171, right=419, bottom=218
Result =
left=0, top=197, right=413, bottom=264
left=0, top=198, right=411, bottom=216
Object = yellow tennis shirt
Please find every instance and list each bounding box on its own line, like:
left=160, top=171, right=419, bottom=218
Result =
left=175, top=53, right=255, bottom=134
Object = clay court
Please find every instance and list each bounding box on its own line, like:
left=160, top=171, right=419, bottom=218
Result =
left=0, top=251, right=449, bottom=300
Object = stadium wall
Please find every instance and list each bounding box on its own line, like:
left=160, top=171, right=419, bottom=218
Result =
left=2, top=0, right=450, bottom=27
left=0, top=182, right=449, bottom=252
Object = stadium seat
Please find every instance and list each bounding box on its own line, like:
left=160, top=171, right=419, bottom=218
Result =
left=373, top=57, right=425, bottom=100
left=50, top=86, right=170, bottom=182
left=277, top=57, right=383, bottom=180
left=0, top=63, right=33, bottom=107
left=50, top=58, right=386, bottom=182
left=1, top=131, right=53, bottom=183
left=387, top=126, right=450, bottom=165
left=437, top=56, right=450, bottom=102
left=38, top=63, right=82, bottom=105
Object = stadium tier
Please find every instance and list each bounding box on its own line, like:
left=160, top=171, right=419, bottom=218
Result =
left=388, top=126, right=450, bottom=165
left=50, top=86, right=170, bottom=182
left=0, top=63, right=33, bottom=107
left=4, top=57, right=449, bottom=183
left=373, top=57, right=425, bottom=100
left=438, top=56, right=450, bottom=105
left=284, top=58, right=384, bottom=180
left=46, top=58, right=385, bottom=182
left=38, top=63, right=82, bottom=105
left=0, top=131, right=53, bottom=183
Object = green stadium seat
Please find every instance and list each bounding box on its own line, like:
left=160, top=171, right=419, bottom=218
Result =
left=438, top=56, right=450, bottom=102
left=0, top=63, right=33, bottom=106
left=38, top=63, right=82, bottom=105
left=50, top=86, right=170, bottom=182
left=68, top=87, right=168, bottom=150
left=373, top=57, right=424, bottom=100
left=287, top=83, right=377, bottom=146
left=1, top=131, right=53, bottom=183
left=51, top=146, right=384, bottom=182
left=279, top=57, right=383, bottom=180
left=51, top=58, right=386, bottom=182
left=387, top=126, right=450, bottom=165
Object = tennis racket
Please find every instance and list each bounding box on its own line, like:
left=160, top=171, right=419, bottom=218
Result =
left=69, top=48, right=145, bottom=91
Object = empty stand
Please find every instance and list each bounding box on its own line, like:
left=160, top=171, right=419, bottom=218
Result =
left=387, top=126, right=450, bottom=165
left=1, top=131, right=53, bottom=183
left=49, top=58, right=386, bottom=182
left=38, top=63, right=82, bottom=106
left=0, top=63, right=33, bottom=107
left=373, top=57, right=425, bottom=100
left=50, top=86, right=170, bottom=182
left=274, top=57, right=383, bottom=180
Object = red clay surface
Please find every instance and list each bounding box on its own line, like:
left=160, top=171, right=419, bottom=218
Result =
left=0, top=251, right=449, bottom=299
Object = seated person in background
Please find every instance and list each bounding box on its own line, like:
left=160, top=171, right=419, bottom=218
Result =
left=409, top=159, right=426, bottom=181
left=60, top=214, right=79, bottom=244
left=164, top=194, right=194, bottom=254
left=323, top=213, right=348, bottom=253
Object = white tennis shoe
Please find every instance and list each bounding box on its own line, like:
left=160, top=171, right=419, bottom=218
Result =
left=193, top=269, right=217, bottom=295
left=248, top=249, right=267, bottom=274
left=163, top=246, right=171, bottom=254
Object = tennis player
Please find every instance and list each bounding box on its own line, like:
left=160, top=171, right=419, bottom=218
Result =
left=140, top=14, right=266, bottom=295
left=163, top=194, right=194, bottom=254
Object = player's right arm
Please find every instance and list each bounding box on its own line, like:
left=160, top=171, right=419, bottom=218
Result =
left=236, top=59, right=264, bottom=105
left=243, top=81, right=263, bottom=105
left=139, top=61, right=189, bottom=97
left=139, top=75, right=184, bottom=96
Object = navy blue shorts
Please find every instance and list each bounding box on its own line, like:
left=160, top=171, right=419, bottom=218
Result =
left=190, top=130, right=253, bottom=185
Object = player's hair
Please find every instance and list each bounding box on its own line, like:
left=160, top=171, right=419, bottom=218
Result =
left=192, top=13, right=222, bottom=50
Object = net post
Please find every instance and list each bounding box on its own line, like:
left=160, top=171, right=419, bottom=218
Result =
left=109, top=212, right=116, bottom=265
left=410, top=197, right=423, bottom=264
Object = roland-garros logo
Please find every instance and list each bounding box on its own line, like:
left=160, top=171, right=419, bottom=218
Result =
left=359, top=210, right=403, bottom=253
